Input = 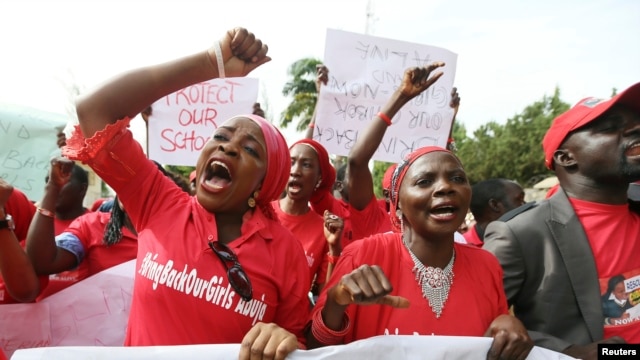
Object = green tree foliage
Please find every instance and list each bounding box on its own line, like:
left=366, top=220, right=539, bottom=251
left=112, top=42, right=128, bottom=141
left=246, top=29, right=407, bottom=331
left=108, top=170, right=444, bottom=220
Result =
left=455, top=87, right=570, bottom=186
left=372, top=161, right=395, bottom=199
left=165, top=165, right=195, bottom=181
left=280, top=58, right=323, bottom=131
left=449, top=121, right=469, bottom=152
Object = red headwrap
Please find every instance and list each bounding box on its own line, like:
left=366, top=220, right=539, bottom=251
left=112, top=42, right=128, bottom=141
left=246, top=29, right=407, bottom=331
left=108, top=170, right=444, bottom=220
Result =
left=289, top=139, right=336, bottom=203
left=389, top=146, right=452, bottom=232
left=382, top=163, right=398, bottom=191
left=239, top=115, right=289, bottom=209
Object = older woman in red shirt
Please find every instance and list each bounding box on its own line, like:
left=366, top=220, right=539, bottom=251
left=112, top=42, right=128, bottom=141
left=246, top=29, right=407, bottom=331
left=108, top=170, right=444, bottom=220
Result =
left=307, top=65, right=533, bottom=360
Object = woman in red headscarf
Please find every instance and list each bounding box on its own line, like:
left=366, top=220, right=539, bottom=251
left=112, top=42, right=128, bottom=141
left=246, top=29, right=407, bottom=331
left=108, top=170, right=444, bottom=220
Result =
left=306, top=66, right=533, bottom=360
left=63, top=28, right=309, bottom=359
left=272, top=139, right=344, bottom=296
left=306, top=64, right=392, bottom=247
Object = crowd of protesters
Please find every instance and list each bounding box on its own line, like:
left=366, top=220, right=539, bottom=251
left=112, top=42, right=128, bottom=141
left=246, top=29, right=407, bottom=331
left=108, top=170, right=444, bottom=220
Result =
left=1, top=26, right=639, bottom=360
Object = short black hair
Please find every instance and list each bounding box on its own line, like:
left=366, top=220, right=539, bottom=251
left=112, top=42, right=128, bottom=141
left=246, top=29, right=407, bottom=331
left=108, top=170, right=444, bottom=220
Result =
left=469, top=178, right=511, bottom=218
left=71, top=164, right=89, bottom=184
left=45, top=162, right=89, bottom=184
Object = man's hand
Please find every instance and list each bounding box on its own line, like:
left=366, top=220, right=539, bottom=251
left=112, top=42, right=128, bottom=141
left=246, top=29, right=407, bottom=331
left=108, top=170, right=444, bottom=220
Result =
left=484, top=314, right=533, bottom=360
left=450, top=86, right=460, bottom=116
left=316, top=64, right=329, bottom=93
left=253, top=102, right=266, bottom=118
left=56, top=130, right=67, bottom=149
left=48, top=157, right=75, bottom=189
left=563, top=337, right=626, bottom=360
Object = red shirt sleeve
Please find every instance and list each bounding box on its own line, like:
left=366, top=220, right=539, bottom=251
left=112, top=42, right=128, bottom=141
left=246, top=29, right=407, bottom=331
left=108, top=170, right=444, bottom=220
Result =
left=4, top=187, right=36, bottom=241
left=349, top=196, right=392, bottom=241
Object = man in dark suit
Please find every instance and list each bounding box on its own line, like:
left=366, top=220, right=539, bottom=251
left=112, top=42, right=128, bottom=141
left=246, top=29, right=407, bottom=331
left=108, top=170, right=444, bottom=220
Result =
left=484, top=82, right=640, bottom=360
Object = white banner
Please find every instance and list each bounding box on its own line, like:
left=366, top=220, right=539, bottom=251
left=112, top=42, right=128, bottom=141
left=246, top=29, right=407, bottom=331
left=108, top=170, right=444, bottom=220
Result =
left=4, top=260, right=575, bottom=360
left=148, top=78, right=259, bottom=166
left=313, top=29, right=457, bottom=163
left=12, top=335, right=575, bottom=360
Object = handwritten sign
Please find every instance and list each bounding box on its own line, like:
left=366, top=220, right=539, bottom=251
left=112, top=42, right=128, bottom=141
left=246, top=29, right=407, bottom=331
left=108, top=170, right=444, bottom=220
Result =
left=0, top=260, right=134, bottom=358
left=314, top=29, right=458, bottom=163
left=0, top=303, right=50, bottom=358
left=0, top=104, right=67, bottom=201
left=148, top=78, right=259, bottom=166
left=42, top=260, right=134, bottom=348
left=12, top=335, right=576, bottom=359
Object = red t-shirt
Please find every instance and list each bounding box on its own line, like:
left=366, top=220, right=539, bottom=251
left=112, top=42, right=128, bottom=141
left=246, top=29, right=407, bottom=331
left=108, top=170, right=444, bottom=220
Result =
left=311, top=195, right=392, bottom=248
left=570, top=198, right=640, bottom=343
left=377, top=198, right=388, bottom=213
left=38, top=212, right=138, bottom=299
left=349, top=197, right=392, bottom=241
left=63, top=119, right=310, bottom=346
left=272, top=200, right=328, bottom=288
left=311, top=194, right=354, bottom=246
left=462, top=225, right=483, bottom=248
left=39, top=212, right=90, bottom=297
left=64, top=211, right=137, bottom=276
left=313, top=234, right=508, bottom=343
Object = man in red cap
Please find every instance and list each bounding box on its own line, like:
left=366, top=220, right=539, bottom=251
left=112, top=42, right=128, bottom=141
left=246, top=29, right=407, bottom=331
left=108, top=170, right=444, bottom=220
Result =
left=484, top=82, right=640, bottom=359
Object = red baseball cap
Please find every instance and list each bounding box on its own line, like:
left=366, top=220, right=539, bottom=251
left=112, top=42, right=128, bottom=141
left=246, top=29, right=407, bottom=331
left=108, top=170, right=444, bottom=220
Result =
left=542, top=82, right=640, bottom=170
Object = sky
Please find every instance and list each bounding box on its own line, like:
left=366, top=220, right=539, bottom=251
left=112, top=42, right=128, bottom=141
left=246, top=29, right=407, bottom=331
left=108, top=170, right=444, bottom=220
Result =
left=2, top=0, right=639, bottom=145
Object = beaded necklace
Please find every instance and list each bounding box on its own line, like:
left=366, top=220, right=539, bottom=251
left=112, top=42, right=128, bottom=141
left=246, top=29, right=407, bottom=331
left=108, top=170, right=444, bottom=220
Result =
left=402, top=238, right=455, bottom=318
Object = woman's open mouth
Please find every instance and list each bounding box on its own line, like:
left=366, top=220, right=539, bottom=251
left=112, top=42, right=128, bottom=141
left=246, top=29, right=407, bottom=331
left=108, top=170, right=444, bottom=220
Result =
left=204, top=160, right=232, bottom=189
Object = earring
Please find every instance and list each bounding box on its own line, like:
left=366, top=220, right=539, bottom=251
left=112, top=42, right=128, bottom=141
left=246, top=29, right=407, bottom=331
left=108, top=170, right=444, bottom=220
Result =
left=315, top=179, right=322, bottom=190
left=248, top=191, right=259, bottom=208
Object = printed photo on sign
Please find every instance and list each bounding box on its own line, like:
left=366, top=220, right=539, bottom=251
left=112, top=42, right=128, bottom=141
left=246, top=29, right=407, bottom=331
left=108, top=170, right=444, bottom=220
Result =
left=600, top=269, right=640, bottom=327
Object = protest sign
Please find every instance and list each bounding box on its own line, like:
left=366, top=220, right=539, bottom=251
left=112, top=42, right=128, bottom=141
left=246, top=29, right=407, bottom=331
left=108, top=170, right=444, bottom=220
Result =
left=4, top=260, right=577, bottom=360
left=0, top=303, right=50, bottom=358
left=12, top=334, right=576, bottom=359
left=0, top=260, right=134, bottom=358
left=0, top=104, right=67, bottom=201
left=147, top=78, right=259, bottom=166
left=314, top=29, right=457, bottom=163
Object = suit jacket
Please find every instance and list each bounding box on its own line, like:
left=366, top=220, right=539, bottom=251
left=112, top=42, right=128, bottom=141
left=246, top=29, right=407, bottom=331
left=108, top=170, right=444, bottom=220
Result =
left=483, top=189, right=639, bottom=352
